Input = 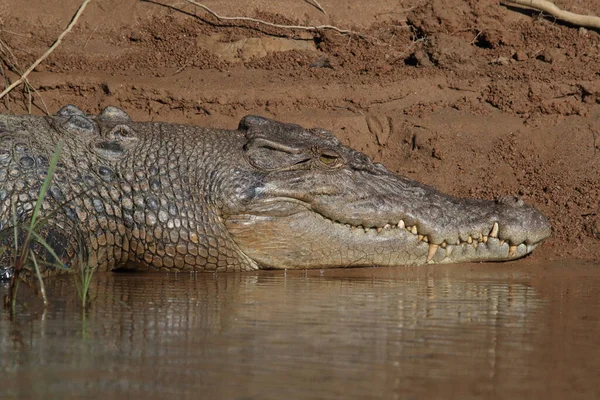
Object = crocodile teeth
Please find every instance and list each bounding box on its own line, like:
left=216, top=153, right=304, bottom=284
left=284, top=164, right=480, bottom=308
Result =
left=427, top=244, right=439, bottom=262
left=490, top=222, right=499, bottom=238
left=467, top=236, right=473, bottom=244
left=417, top=234, right=423, bottom=241
left=509, top=245, right=517, bottom=257
left=410, top=226, right=418, bottom=235
left=384, top=224, right=391, bottom=230
left=445, top=246, right=453, bottom=257
left=440, top=241, right=447, bottom=248
left=398, top=220, right=405, bottom=229
left=377, top=227, right=382, bottom=233
left=482, top=235, right=488, bottom=243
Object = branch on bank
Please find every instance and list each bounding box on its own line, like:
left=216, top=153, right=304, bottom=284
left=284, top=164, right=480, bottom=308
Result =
left=502, top=0, right=600, bottom=29
left=184, top=0, right=362, bottom=36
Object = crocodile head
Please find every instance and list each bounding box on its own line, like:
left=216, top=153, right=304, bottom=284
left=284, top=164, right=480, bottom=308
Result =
left=223, top=116, right=551, bottom=269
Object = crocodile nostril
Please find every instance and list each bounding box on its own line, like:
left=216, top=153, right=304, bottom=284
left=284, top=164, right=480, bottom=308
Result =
left=62, top=115, right=96, bottom=135
left=56, top=104, right=85, bottom=117
left=99, top=106, right=131, bottom=122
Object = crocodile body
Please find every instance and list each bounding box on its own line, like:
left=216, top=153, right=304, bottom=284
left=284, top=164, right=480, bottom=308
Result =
left=0, top=105, right=551, bottom=277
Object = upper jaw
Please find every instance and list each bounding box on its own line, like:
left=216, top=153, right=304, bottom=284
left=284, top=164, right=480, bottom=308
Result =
left=258, top=169, right=550, bottom=250
left=312, top=193, right=551, bottom=248
left=237, top=193, right=551, bottom=251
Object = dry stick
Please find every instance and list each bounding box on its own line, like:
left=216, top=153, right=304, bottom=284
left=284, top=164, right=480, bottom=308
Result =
left=83, top=25, right=99, bottom=50
left=312, top=0, right=326, bottom=15
left=184, top=0, right=358, bottom=36
left=306, top=0, right=327, bottom=15
left=0, top=0, right=92, bottom=100
left=398, top=36, right=426, bottom=58
left=502, top=0, right=600, bottom=29
left=25, top=84, right=32, bottom=114
left=0, top=39, right=49, bottom=114
left=31, top=86, right=50, bottom=114
left=0, top=30, right=33, bottom=38
left=0, top=68, right=10, bottom=111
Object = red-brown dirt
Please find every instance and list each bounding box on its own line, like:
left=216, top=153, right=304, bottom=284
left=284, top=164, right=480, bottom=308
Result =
left=1, top=0, right=599, bottom=263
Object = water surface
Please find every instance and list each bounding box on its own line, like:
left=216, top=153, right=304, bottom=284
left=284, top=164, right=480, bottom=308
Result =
left=1, top=261, right=599, bottom=399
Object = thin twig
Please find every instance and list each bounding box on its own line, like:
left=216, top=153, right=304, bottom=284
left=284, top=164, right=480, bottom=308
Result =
left=184, top=0, right=359, bottom=36
left=0, top=0, right=92, bottom=100
left=30, top=85, right=50, bottom=115
left=25, top=84, right=32, bottom=114
left=0, top=30, right=33, bottom=38
left=83, top=25, right=99, bottom=50
left=0, top=68, right=10, bottom=111
left=398, top=36, right=427, bottom=58
left=470, top=30, right=482, bottom=45
left=0, top=38, right=49, bottom=114
left=0, top=38, right=20, bottom=69
left=502, top=0, right=600, bottom=29
left=305, top=0, right=327, bottom=15
left=174, top=49, right=203, bottom=74
left=312, top=0, right=326, bottom=15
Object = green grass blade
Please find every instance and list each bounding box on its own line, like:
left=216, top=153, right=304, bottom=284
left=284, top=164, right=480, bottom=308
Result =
left=21, top=226, right=70, bottom=271
left=31, top=186, right=93, bottom=231
left=29, top=250, right=48, bottom=306
left=11, top=203, right=18, bottom=264
left=29, top=140, right=63, bottom=230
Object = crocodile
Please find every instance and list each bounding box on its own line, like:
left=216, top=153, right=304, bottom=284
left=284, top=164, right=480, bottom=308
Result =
left=0, top=105, right=551, bottom=277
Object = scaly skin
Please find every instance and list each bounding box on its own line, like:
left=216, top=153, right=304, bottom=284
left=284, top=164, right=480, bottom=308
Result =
left=0, top=105, right=551, bottom=277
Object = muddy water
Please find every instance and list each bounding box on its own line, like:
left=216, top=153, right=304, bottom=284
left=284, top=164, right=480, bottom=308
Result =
left=1, top=261, right=599, bottom=399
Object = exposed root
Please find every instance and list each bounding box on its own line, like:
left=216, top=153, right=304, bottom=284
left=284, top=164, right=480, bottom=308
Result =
left=502, top=0, right=600, bottom=29
left=184, top=0, right=362, bottom=37
left=0, top=0, right=92, bottom=102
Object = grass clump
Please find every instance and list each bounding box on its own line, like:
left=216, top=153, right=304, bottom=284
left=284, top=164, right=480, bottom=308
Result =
left=2, top=141, right=97, bottom=312
left=74, top=240, right=97, bottom=310
left=3, top=141, right=67, bottom=311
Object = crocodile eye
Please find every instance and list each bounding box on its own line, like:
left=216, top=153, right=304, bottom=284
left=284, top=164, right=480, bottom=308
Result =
left=319, top=153, right=339, bottom=166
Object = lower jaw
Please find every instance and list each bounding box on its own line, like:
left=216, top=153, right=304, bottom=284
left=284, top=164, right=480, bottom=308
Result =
left=431, top=238, right=536, bottom=264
